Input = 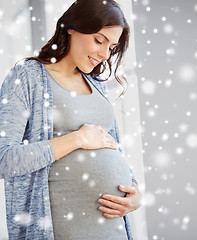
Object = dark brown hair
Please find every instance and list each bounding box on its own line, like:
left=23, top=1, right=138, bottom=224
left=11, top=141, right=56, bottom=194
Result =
left=25, top=0, right=130, bottom=100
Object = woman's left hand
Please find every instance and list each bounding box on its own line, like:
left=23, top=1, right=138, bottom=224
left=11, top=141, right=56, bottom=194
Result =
left=97, top=182, right=142, bottom=218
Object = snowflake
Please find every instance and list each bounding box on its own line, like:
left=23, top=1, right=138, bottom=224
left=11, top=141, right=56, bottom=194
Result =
left=153, top=150, right=171, bottom=168
left=31, top=16, right=36, bottom=21
left=97, top=217, right=105, bottom=224
left=118, top=224, right=124, bottom=230
left=173, top=218, right=180, bottom=225
left=44, top=101, right=49, bottom=107
left=38, top=216, right=51, bottom=230
left=166, top=47, right=175, bottom=56
left=90, top=151, right=96, bottom=158
left=15, top=78, right=20, bottom=84
left=141, top=80, right=156, bottom=95
left=186, top=134, right=197, bottom=148
left=186, top=111, right=191, bottom=117
left=2, top=98, right=8, bottom=104
left=44, top=93, right=49, bottom=99
left=89, top=180, right=96, bottom=188
left=146, top=6, right=151, bottom=12
left=23, top=140, right=29, bottom=145
left=194, top=52, right=197, bottom=59
left=165, top=79, right=172, bottom=87
left=82, top=173, right=89, bottom=181
left=147, top=108, right=156, bottom=118
left=178, top=64, right=195, bottom=82
left=178, top=123, right=188, bottom=133
left=175, top=147, right=183, bottom=155
left=70, top=91, right=77, bottom=97
left=25, top=45, right=32, bottom=52
left=141, top=191, right=156, bottom=207
left=153, top=28, right=158, bottom=33
left=33, top=50, right=39, bottom=57
left=13, top=212, right=32, bottom=226
left=163, top=24, right=174, bottom=34
left=51, top=44, right=57, bottom=50
left=44, top=124, right=49, bottom=131
left=0, top=131, right=6, bottom=137
left=22, top=110, right=30, bottom=118
left=182, top=216, right=190, bottom=224
left=185, top=183, right=196, bottom=195
left=66, top=212, right=73, bottom=220
left=50, top=57, right=56, bottom=63
left=161, top=133, right=169, bottom=142
left=77, top=153, right=85, bottom=162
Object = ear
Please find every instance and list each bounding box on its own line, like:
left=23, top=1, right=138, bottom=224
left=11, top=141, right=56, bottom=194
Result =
left=67, top=29, right=73, bottom=35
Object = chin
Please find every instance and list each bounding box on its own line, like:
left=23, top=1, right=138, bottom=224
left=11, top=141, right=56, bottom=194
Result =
left=77, top=66, right=94, bottom=75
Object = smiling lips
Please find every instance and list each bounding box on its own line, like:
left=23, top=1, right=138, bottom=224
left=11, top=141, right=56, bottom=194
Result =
left=88, top=56, right=101, bottom=66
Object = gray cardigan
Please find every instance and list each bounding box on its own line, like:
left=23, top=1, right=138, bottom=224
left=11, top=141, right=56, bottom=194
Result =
left=0, top=59, right=137, bottom=239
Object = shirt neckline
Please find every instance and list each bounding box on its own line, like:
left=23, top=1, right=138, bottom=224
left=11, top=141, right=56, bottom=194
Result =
left=43, top=64, right=94, bottom=96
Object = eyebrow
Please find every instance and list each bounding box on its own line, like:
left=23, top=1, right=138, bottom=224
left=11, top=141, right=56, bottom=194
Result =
left=97, top=33, right=119, bottom=46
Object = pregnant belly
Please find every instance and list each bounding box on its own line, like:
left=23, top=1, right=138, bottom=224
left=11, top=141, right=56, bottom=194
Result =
left=48, top=148, right=131, bottom=239
left=48, top=148, right=132, bottom=198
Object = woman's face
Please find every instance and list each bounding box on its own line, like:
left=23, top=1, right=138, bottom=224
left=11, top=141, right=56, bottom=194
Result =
left=67, top=25, right=123, bottom=73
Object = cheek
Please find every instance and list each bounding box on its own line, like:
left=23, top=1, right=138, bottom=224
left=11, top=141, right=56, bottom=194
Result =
left=79, top=36, right=98, bottom=54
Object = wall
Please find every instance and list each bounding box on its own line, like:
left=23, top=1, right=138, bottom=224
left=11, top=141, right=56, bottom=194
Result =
left=132, top=0, right=197, bottom=239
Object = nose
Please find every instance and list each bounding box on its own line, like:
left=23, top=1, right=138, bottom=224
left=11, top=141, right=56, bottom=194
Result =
left=98, top=47, right=111, bottom=61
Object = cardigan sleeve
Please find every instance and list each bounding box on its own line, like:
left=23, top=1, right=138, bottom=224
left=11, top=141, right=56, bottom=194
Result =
left=0, top=65, right=55, bottom=179
left=96, top=77, right=138, bottom=186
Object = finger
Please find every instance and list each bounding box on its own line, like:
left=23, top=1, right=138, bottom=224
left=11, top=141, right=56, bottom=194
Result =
left=99, top=195, right=127, bottom=207
left=103, top=213, right=121, bottom=219
left=105, top=142, right=119, bottom=149
left=119, top=185, right=136, bottom=194
left=105, top=137, right=118, bottom=146
left=105, top=135, right=116, bottom=141
left=105, top=139, right=117, bottom=145
left=98, top=206, right=121, bottom=215
left=107, top=135, right=118, bottom=143
left=97, top=198, right=125, bottom=211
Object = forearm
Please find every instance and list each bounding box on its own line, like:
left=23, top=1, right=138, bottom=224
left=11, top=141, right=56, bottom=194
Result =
left=49, top=131, right=81, bottom=161
left=0, top=140, right=55, bottom=179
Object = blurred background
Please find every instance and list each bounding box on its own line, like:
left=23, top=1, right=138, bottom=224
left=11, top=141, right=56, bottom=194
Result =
left=132, top=1, right=197, bottom=239
left=0, top=0, right=196, bottom=239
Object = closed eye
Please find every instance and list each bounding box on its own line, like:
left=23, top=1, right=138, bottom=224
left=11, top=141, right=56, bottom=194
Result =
left=95, top=38, right=102, bottom=45
left=95, top=38, right=113, bottom=52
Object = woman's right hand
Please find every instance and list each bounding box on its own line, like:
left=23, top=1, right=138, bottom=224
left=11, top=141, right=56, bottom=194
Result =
left=77, top=124, right=119, bottom=150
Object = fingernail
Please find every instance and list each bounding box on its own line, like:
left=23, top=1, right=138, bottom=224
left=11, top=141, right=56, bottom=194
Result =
left=120, top=185, right=125, bottom=188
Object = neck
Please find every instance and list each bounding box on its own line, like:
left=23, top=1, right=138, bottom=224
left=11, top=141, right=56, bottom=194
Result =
left=45, top=55, right=80, bottom=78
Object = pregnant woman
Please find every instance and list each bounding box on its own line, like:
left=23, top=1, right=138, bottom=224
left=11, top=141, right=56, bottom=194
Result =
left=0, top=0, right=141, bottom=239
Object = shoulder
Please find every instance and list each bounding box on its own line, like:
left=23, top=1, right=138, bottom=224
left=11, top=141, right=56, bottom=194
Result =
left=3, top=59, right=42, bottom=84
left=1, top=59, right=43, bottom=99
left=15, top=59, right=42, bottom=76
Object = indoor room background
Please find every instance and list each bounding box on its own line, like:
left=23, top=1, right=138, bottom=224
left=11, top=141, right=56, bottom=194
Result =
left=0, top=0, right=196, bottom=239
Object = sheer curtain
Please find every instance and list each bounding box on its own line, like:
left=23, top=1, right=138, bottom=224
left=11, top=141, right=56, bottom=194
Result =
left=106, top=1, right=148, bottom=239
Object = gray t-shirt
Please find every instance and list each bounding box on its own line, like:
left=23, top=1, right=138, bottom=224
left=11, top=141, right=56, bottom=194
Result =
left=47, top=70, right=132, bottom=240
